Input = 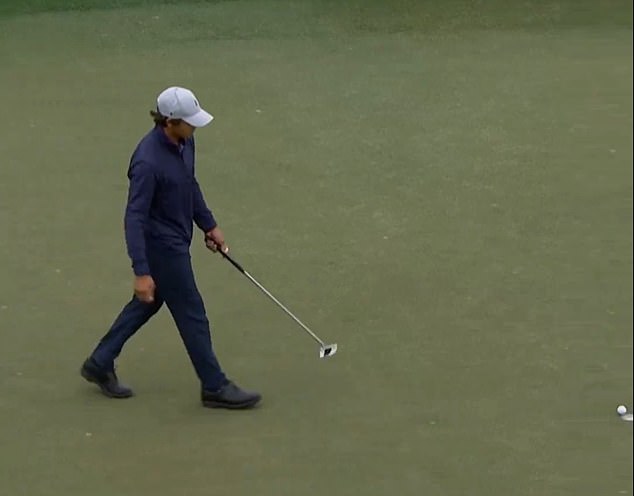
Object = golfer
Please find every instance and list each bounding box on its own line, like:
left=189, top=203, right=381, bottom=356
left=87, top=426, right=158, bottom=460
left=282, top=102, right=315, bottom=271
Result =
left=80, top=86, right=261, bottom=410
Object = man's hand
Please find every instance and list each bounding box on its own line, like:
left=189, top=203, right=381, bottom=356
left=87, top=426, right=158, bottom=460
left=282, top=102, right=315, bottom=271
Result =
left=134, top=275, right=156, bottom=303
left=205, top=226, right=229, bottom=254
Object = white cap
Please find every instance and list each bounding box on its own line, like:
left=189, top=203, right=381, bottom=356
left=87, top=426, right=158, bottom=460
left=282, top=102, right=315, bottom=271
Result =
left=156, top=86, right=213, bottom=127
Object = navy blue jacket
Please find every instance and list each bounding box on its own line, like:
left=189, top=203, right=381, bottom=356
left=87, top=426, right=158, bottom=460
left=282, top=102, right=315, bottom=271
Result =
left=124, top=126, right=217, bottom=276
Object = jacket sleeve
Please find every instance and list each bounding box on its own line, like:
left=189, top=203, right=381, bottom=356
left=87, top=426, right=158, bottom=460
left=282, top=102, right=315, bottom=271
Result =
left=189, top=138, right=217, bottom=232
left=124, top=159, right=156, bottom=276
left=192, top=178, right=217, bottom=232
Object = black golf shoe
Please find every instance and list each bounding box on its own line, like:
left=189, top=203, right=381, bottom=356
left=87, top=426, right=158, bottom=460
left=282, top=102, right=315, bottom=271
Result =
left=80, top=358, right=134, bottom=399
left=202, top=381, right=261, bottom=409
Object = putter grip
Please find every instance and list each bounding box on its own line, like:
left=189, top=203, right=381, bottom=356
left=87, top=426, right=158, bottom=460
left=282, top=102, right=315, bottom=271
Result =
left=221, top=251, right=245, bottom=273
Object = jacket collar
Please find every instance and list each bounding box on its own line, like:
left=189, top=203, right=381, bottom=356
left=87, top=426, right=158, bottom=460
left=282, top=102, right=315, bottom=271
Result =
left=152, top=125, right=184, bottom=153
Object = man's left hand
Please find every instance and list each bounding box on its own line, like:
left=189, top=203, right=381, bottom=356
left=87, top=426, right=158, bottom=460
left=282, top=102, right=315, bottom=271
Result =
left=205, top=227, right=229, bottom=254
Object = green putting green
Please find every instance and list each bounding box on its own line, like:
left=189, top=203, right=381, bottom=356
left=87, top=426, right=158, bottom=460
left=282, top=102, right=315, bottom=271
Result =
left=0, top=1, right=632, bottom=495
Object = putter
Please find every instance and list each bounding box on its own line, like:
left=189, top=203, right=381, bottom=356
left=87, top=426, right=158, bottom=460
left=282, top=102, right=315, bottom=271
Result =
left=218, top=249, right=337, bottom=358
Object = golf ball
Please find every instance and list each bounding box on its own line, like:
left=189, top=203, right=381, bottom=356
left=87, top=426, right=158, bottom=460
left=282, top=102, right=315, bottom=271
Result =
left=617, top=405, right=627, bottom=415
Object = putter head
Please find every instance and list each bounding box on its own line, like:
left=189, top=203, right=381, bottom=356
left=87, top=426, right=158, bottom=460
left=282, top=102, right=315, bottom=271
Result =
left=320, top=343, right=338, bottom=358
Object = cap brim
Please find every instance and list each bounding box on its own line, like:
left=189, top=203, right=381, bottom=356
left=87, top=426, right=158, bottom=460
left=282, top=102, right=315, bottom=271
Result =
left=183, top=109, right=214, bottom=128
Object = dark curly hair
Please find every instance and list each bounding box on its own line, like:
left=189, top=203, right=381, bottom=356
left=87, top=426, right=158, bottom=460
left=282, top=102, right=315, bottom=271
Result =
left=150, top=109, right=182, bottom=128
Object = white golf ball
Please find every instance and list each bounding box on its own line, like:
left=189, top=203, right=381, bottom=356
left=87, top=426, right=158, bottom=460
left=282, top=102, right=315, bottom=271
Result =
left=617, top=405, right=627, bottom=415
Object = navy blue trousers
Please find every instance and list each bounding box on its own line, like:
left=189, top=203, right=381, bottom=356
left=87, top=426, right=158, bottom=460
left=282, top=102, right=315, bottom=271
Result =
left=89, top=248, right=227, bottom=391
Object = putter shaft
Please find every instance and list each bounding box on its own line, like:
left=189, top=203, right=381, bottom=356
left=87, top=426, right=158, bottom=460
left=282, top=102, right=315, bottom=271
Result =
left=243, top=271, right=325, bottom=346
left=220, top=251, right=326, bottom=347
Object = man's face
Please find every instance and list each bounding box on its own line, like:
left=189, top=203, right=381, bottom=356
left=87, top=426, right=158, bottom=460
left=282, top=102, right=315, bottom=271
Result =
left=167, top=119, right=196, bottom=140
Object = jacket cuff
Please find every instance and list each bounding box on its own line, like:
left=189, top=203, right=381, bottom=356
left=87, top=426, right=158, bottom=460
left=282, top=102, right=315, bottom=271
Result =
left=203, top=218, right=218, bottom=234
left=132, top=261, right=151, bottom=277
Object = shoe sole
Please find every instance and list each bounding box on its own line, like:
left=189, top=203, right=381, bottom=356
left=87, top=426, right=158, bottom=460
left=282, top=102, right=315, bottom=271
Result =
left=202, top=396, right=261, bottom=410
left=80, top=367, right=133, bottom=399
